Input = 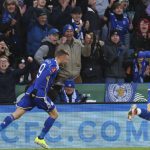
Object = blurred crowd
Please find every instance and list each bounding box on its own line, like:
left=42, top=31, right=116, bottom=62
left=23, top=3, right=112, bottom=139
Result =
left=0, top=0, right=150, bottom=103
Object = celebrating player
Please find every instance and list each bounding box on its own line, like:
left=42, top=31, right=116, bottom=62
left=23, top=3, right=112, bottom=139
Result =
left=0, top=49, right=69, bottom=149
left=128, top=89, right=150, bottom=121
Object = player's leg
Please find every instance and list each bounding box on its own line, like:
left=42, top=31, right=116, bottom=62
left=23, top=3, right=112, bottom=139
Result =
left=0, top=94, right=34, bottom=131
left=137, top=108, right=150, bottom=121
left=35, top=97, right=58, bottom=149
left=38, top=108, right=58, bottom=139
left=0, top=107, right=26, bottom=131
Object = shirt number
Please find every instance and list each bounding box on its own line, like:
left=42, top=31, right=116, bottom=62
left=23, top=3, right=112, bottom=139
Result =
left=37, top=63, right=46, bottom=78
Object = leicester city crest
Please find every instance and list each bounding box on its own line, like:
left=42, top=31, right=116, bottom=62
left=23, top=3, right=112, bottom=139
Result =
left=105, top=83, right=136, bottom=102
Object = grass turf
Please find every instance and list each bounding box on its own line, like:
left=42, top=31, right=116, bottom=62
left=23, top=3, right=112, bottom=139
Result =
left=2, top=148, right=150, bottom=150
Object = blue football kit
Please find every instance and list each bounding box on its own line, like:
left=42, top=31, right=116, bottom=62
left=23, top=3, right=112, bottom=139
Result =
left=136, top=88, right=150, bottom=120
left=0, top=48, right=67, bottom=148
left=17, top=58, right=59, bottom=112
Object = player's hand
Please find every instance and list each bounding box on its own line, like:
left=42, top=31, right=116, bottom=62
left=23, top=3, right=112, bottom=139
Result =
left=30, top=89, right=37, bottom=99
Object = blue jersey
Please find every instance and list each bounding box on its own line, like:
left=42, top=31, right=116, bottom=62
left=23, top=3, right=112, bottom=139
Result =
left=109, top=12, right=129, bottom=38
left=26, top=58, right=59, bottom=98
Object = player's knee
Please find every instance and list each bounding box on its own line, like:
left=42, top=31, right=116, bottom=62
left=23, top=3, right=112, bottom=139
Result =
left=55, top=111, right=59, bottom=119
left=50, top=111, right=59, bottom=119
left=12, top=114, right=21, bottom=120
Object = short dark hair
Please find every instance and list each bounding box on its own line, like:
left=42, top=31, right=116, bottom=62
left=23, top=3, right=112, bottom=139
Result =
left=0, top=55, right=9, bottom=61
left=55, top=49, right=69, bottom=57
left=71, top=6, right=82, bottom=14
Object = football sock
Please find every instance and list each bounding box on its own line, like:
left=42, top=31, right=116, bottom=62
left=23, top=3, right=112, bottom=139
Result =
left=138, top=108, right=150, bottom=120
left=0, top=115, right=15, bottom=131
left=38, top=117, right=55, bottom=139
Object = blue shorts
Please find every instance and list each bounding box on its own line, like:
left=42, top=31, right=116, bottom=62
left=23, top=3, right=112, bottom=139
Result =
left=16, top=94, right=55, bottom=112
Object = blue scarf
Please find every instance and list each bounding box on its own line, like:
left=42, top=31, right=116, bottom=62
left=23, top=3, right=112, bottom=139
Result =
left=72, top=19, right=84, bottom=42
left=133, top=59, right=148, bottom=83
left=61, top=89, right=80, bottom=103
left=2, top=10, right=16, bottom=24
left=2, top=11, right=11, bottom=24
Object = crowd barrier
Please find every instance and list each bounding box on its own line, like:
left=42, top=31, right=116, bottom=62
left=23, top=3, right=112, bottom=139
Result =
left=16, top=83, right=149, bottom=103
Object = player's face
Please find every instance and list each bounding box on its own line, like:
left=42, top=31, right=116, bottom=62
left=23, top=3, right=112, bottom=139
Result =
left=60, top=54, right=69, bottom=65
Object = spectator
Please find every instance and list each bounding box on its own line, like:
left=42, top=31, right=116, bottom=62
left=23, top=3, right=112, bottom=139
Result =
left=55, top=79, right=85, bottom=103
left=102, top=30, right=129, bottom=83
left=0, top=40, right=11, bottom=57
left=102, top=0, right=117, bottom=41
left=50, top=0, right=75, bottom=32
left=23, top=0, right=51, bottom=26
left=103, top=0, right=117, bottom=20
left=70, top=6, right=84, bottom=42
left=34, top=28, right=59, bottom=65
left=133, top=0, right=150, bottom=29
left=26, top=9, right=50, bottom=57
left=56, top=24, right=92, bottom=83
left=143, top=64, right=150, bottom=82
left=0, top=55, right=33, bottom=104
left=132, top=18, right=150, bottom=52
left=83, top=0, right=102, bottom=37
left=0, top=0, right=26, bottom=59
left=107, top=2, right=130, bottom=49
left=132, top=51, right=149, bottom=83
left=81, top=32, right=105, bottom=83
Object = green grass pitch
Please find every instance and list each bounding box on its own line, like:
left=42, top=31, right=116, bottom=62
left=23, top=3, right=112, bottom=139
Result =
left=2, top=148, right=150, bottom=150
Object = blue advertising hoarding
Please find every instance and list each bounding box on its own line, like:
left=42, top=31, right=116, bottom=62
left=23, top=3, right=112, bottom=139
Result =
left=0, top=104, right=150, bottom=149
